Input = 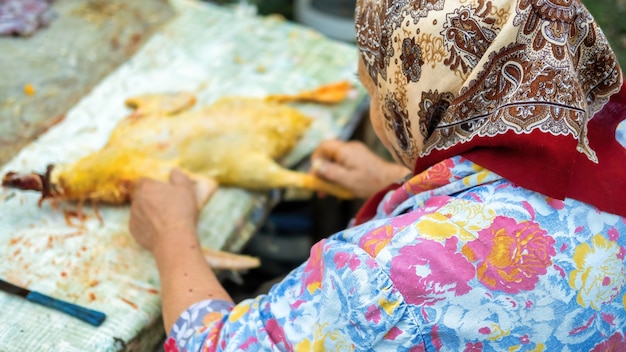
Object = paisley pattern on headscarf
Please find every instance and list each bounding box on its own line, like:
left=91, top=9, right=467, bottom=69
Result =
left=355, top=0, right=626, bottom=217
left=356, top=0, right=621, bottom=166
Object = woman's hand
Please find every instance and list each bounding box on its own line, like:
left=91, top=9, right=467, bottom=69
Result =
left=310, top=139, right=411, bottom=199
left=129, top=168, right=199, bottom=253
left=129, top=169, right=232, bottom=332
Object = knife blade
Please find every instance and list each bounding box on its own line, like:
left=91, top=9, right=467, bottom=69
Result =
left=0, top=278, right=106, bottom=327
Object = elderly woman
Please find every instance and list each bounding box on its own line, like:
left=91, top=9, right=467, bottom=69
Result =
left=130, top=0, right=626, bottom=350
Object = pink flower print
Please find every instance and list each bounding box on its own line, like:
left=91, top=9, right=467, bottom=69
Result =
left=464, top=341, right=484, bottom=352
left=590, top=332, right=626, bottom=351
left=333, top=252, right=361, bottom=271
left=431, top=324, right=443, bottom=350
left=387, top=195, right=452, bottom=227
left=365, top=257, right=378, bottom=269
left=390, top=237, right=475, bottom=306
left=302, top=240, right=326, bottom=294
left=383, top=183, right=450, bottom=215
left=389, top=211, right=423, bottom=228
left=334, top=252, right=349, bottom=269
left=554, top=264, right=566, bottom=278
left=360, top=225, right=394, bottom=257
left=163, top=337, right=179, bottom=352
left=348, top=257, right=360, bottom=270
left=521, top=201, right=535, bottom=220
left=265, top=318, right=293, bottom=350
left=365, top=304, right=382, bottom=324
left=384, top=187, right=412, bottom=214
left=384, top=326, right=403, bottom=340
left=601, top=312, right=616, bottom=325
left=409, top=345, right=426, bottom=352
left=608, top=227, right=620, bottom=241
left=239, top=337, right=259, bottom=349
left=404, top=158, right=455, bottom=195
left=207, top=318, right=227, bottom=350
left=569, top=315, right=596, bottom=336
left=291, top=299, right=306, bottom=309
left=546, top=197, right=565, bottom=210
left=462, top=216, right=556, bottom=293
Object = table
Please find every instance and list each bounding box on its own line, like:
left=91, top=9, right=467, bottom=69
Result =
left=0, top=0, right=174, bottom=166
left=0, top=0, right=366, bottom=350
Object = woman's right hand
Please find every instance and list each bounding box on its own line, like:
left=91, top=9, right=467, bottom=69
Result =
left=310, top=139, right=411, bottom=199
left=129, top=169, right=231, bottom=332
left=129, top=168, right=200, bottom=253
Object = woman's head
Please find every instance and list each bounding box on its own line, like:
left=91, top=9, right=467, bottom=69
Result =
left=357, top=56, right=403, bottom=162
left=354, top=0, right=622, bottom=170
left=354, top=0, right=626, bottom=218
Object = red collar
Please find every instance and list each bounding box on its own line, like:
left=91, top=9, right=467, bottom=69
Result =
left=355, top=82, right=626, bottom=225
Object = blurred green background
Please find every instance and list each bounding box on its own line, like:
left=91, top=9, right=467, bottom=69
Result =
left=260, top=0, right=626, bottom=69
left=583, top=0, right=626, bottom=69
left=209, top=0, right=626, bottom=69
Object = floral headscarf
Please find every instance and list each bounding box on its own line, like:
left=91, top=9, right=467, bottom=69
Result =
left=355, top=0, right=626, bottom=217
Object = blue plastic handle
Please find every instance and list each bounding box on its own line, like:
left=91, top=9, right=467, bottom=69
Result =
left=26, top=291, right=106, bottom=327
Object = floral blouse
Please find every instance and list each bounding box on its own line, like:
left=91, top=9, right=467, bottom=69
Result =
left=166, top=156, right=626, bottom=351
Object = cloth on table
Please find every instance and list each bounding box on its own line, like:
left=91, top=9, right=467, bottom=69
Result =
left=0, top=0, right=55, bottom=36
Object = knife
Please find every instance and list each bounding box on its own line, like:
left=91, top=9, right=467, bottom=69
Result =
left=0, top=278, right=106, bottom=327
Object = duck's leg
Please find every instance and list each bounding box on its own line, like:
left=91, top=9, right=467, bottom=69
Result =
left=201, top=247, right=260, bottom=270
left=207, top=151, right=355, bottom=199
left=266, top=81, right=353, bottom=104
left=180, top=171, right=218, bottom=208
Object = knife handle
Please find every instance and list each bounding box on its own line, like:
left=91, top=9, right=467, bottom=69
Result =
left=26, top=291, right=106, bottom=327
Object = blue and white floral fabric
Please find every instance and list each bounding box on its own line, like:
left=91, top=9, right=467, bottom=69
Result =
left=166, top=156, right=626, bottom=351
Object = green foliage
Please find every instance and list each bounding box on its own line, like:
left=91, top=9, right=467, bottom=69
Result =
left=257, top=0, right=293, bottom=19
left=582, top=0, right=626, bottom=69
left=206, top=0, right=626, bottom=69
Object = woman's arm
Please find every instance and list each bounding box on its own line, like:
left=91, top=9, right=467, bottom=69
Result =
left=152, top=229, right=232, bottom=332
left=129, top=169, right=232, bottom=331
left=128, top=168, right=411, bottom=351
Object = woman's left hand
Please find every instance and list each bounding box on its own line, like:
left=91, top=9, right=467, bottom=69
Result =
left=310, top=140, right=411, bottom=199
left=129, top=168, right=199, bottom=252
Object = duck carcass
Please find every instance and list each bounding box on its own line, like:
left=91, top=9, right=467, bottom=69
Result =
left=2, top=81, right=355, bottom=206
